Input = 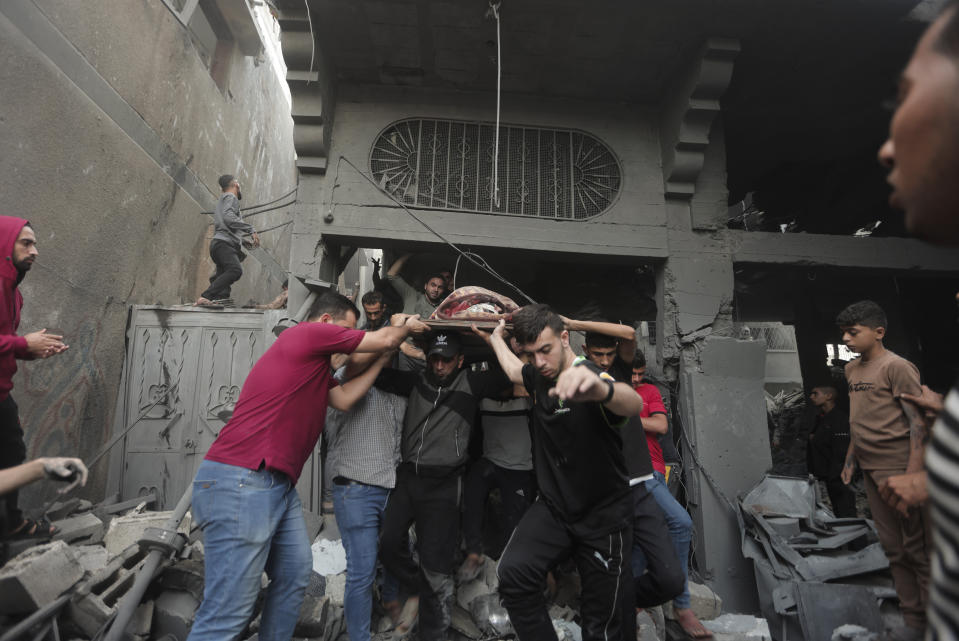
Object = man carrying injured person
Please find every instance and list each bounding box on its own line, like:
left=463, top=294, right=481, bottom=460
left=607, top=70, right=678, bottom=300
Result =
left=572, top=319, right=686, bottom=639
left=187, top=292, right=424, bottom=641
left=475, top=305, right=678, bottom=641
left=374, top=332, right=511, bottom=641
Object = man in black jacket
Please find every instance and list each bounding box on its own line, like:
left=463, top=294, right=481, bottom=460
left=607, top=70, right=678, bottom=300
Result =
left=806, top=386, right=856, bottom=518
left=375, top=333, right=510, bottom=641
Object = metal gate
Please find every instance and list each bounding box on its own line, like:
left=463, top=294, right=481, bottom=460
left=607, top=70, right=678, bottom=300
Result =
left=107, top=306, right=322, bottom=512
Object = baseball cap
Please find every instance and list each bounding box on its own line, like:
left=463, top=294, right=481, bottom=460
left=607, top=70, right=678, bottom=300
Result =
left=428, top=333, right=461, bottom=358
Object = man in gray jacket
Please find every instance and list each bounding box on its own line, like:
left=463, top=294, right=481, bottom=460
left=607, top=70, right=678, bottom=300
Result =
left=197, top=174, right=259, bottom=304
left=375, top=333, right=510, bottom=641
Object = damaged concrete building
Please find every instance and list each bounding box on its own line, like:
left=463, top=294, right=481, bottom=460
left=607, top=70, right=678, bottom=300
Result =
left=0, top=0, right=296, bottom=505
left=272, top=0, right=959, bottom=614
left=4, top=0, right=959, bottom=639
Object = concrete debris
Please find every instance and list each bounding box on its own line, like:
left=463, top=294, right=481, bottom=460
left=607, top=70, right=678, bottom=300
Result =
left=53, top=512, right=105, bottom=544
left=831, top=624, right=879, bottom=641
left=153, top=589, right=200, bottom=640
left=324, top=572, right=346, bottom=607
left=103, top=510, right=192, bottom=557
left=311, top=537, right=347, bottom=576
left=664, top=581, right=722, bottom=621
left=131, top=600, right=155, bottom=637
left=73, top=545, right=109, bottom=574
left=68, top=545, right=151, bottom=636
left=553, top=618, right=583, bottom=641
left=451, top=603, right=483, bottom=639
left=0, top=540, right=84, bottom=614
left=295, top=594, right=330, bottom=637
left=456, top=556, right=498, bottom=609
left=740, top=475, right=888, bottom=641
left=637, top=608, right=663, bottom=641
left=470, top=593, right=512, bottom=636
left=701, top=614, right=772, bottom=641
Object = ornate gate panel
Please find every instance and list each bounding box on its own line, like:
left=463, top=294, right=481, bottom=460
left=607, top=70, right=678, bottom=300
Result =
left=108, top=306, right=319, bottom=510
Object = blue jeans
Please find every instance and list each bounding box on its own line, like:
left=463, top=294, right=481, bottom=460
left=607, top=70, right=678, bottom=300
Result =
left=333, top=481, right=391, bottom=641
left=634, top=472, right=694, bottom=609
left=188, top=460, right=312, bottom=641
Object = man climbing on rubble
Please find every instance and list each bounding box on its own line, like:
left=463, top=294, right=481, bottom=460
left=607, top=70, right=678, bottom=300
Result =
left=837, top=300, right=929, bottom=640
left=576, top=322, right=685, bottom=638
left=374, top=332, right=511, bottom=641
left=196, top=174, right=259, bottom=305
left=869, top=5, right=959, bottom=636
left=474, top=305, right=655, bottom=641
left=806, top=385, right=856, bottom=518
left=630, top=350, right=711, bottom=638
left=0, top=217, right=69, bottom=541
left=187, top=292, right=425, bottom=641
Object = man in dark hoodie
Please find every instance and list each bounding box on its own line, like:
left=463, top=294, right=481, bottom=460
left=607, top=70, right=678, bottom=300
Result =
left=0, top=217, right=69, bottom=539
left=196, top=174, right=260, bottom=305
left=375, top=333, right=510, bottom=641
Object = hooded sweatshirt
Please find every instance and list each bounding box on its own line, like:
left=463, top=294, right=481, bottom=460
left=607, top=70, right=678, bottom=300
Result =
left=0, top=217, right=31, bottom=400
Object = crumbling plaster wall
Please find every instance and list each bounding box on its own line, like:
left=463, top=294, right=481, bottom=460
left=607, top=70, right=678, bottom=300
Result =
left=0, top=0, right=295, bottom=505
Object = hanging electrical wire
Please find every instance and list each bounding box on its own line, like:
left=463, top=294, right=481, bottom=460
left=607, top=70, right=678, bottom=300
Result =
left=338, top=156, right=537, bottom=305
left=486, top=0, right=503, bottom=208
left=199, top=186, right=298, bottom=215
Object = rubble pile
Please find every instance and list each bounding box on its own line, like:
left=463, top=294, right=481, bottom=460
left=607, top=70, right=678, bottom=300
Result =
left=0, top=495, right=756, bottom=641
left=738, top=475, right=897, bottom=641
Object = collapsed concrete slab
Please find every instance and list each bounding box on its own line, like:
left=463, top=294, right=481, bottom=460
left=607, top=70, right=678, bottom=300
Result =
left=664, top=581, right=723, bottom=621
left=0, top=540, right=84, bottom=614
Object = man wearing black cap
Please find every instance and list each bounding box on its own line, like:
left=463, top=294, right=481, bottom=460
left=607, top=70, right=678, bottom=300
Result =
left=373, top=332, right=510, bottom=641
left=196, top=174, right=260, bottom=305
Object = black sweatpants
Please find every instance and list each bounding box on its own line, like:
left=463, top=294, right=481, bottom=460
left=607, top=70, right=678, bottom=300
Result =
left=498, top=499, right=631, bottom=641
left=463, top=458, right=535, bottom=556
left=619, top=483, right=685, bottom=641
left=201, top=239, right=244, bottom=301
left=0, top=396, right=25, bottom=533
left=379, top=464, right=461, bottom=641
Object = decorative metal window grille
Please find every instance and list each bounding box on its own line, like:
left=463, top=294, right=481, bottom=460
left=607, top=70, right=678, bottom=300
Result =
left=370, top=118, right=622, bottom=220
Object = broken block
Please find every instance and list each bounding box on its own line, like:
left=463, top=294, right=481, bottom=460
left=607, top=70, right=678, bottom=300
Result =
left=103, top=510, right=191, bottom=557
left=456, top=575, right=493, bottom=610
left=324, top=573, right=346, bottom=607
left=637, top=610, right=662, bottom=641
left=53, top=512, right=104, bottom=544
left=158, top=559, right=205, bottom=601
left=153, top=589, right=200, bottom=641
left=702, top=614, right=771, bottom=641
left=0, top=540, right=84, bottom=614
left=664, top=581, right=723, bottom=621
left=45, top=497, right=82, bottom=521
left=68, top=545, right=150, bottom=636
left=132, top=600, right=155, bottom=637
left=295, top=594, right=330, bottom=637
left=74, top=545, right=110, bottom=574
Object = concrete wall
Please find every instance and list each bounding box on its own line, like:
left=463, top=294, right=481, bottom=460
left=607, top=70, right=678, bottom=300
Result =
left=291, top=83, right=670, bottom=281
left=0, top=0, right=295, bottom=505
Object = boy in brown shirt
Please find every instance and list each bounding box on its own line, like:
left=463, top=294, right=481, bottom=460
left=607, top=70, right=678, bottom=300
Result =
left=837, top=300, right=931, bottom=639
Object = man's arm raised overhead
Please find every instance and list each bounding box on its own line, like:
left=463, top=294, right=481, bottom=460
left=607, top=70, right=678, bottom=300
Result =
left=473, top=319, right=524, bottom=385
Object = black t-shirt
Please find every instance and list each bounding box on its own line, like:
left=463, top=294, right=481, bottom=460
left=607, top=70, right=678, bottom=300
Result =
left=605, top=356, right=655, bottom=480
left=807, top=406, right=851, bottom=480
left=523, top=358, right=632, bottom=535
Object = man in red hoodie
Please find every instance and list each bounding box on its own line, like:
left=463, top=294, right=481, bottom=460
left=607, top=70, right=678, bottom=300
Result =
left=0, top=217, right=69, bottom=539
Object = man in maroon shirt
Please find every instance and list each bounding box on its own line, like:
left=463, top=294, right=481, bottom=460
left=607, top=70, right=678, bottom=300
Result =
left=188, top=291, right=425, bottom=641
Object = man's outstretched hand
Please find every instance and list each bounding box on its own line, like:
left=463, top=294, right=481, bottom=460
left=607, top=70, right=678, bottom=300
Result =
left=879, top=471, right=928, bottom=516
left=550, top=365, right=605, bottom=403
left=24, top=329, right=68, bottom=359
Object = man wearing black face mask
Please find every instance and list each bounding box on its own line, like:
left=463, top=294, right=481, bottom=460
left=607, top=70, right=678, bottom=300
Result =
left=373, top=333, right=511, bottom=641
left=197, top=174, right=260, bottom=305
